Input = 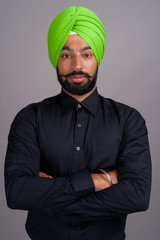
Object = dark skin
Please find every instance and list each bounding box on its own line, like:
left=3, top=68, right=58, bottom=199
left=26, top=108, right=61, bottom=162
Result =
left=39, top=35, right=118, bottom=191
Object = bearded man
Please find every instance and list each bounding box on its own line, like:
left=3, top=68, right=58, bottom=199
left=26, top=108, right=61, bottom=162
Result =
left=5, top=6, right=151, bottom=240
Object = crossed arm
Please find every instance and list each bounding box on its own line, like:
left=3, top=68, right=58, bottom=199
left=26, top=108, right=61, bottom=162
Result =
left=39, top=169, right=119, bottom=192
left=5, top=105, right=151, bottom=220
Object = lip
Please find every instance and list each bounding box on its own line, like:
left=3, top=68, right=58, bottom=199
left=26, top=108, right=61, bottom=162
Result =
left=69, top=75, right=85, bottom=83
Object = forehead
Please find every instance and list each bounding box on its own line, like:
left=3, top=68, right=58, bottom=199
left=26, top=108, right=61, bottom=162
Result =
left=63, top=34, right=91, bottom=51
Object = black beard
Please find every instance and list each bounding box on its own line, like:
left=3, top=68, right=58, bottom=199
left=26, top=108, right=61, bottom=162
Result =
left=56, top=67, right=98, bottom=95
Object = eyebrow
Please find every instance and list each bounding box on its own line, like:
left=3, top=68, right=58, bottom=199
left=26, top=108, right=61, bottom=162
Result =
left=62, top=46, right=92, bottom=51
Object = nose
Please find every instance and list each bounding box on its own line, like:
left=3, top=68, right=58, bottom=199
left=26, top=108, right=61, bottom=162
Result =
left=72, top=55, right=83, bottom=71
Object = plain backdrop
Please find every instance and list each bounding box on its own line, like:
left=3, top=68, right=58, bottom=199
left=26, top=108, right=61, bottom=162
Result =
left=0, top=0, right=160, bottom=239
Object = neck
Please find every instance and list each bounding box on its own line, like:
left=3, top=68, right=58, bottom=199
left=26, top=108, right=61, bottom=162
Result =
left=63, top=85, right=97, bottom=102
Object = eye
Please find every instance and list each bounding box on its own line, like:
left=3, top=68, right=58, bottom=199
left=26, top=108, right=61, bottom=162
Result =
left=83, top=53, right=92, bottom=58
left=62, top=54, right=70, bottom=59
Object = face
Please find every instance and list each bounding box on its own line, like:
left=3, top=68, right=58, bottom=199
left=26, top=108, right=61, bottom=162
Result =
left=57, top=34, right=98, bottom=95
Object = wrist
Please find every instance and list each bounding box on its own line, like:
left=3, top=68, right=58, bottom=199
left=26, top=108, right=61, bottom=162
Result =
left=91, top=173, right=111, bottom=192
left=98, top=169, right=112, bottom=186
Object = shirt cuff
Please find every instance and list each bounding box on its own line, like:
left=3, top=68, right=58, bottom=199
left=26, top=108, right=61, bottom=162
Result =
left=70, top=169, right=95, bottom=196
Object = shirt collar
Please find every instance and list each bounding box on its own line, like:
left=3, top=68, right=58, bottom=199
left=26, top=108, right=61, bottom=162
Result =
left=58, top=88, right=100, bottom=116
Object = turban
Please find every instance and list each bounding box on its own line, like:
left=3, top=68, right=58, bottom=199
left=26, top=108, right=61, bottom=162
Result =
left=47, top=6, right=106, bottom=69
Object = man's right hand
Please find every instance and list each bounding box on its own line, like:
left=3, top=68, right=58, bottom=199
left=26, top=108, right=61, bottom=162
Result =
left=91, top=169, right=118, bottom=192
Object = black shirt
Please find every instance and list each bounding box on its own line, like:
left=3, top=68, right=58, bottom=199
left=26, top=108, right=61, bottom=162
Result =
left=5, top=89, right=151, bottom=240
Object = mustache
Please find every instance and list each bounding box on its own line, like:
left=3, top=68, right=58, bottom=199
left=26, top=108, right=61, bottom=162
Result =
left=61, top=71, right=93, bottom=79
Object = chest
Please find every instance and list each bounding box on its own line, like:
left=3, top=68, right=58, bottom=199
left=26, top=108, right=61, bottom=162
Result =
left=38, top=107, right=122, bottom=176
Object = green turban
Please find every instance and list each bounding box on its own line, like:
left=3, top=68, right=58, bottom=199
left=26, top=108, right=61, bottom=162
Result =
left=47, top=6, right=106, bottom=69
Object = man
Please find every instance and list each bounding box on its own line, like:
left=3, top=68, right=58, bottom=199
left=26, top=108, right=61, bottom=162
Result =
left=5, top=6, right=151, bottom=240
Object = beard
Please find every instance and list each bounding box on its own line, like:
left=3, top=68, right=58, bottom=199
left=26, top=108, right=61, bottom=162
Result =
left=56, top=66, right=98, bottom=95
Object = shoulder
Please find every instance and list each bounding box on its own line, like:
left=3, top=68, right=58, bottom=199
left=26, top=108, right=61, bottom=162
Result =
left=99, top=95, right=146, bottom=129
left=12, top=94, right=60, bottom=125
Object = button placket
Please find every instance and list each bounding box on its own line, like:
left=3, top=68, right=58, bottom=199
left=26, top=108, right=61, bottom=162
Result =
left=75, top=106, right=82, bottom=152
left=72, top=104, right=85, bottom=170
left=77, top=103, right=82, bottom=129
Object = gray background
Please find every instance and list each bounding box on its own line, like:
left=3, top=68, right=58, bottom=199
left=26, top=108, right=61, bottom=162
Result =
left=0, top=0, right=159, bottom=239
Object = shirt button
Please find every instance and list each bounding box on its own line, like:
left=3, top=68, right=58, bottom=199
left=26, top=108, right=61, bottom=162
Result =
left=78, top=123, right=82, bottom=128
left=77, top=104, right=81, bottom=108
left=76, top=146, right=80, bottom=151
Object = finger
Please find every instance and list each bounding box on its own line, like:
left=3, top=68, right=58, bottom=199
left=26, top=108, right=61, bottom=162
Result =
left=39, top=172, right=53, bottom=178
